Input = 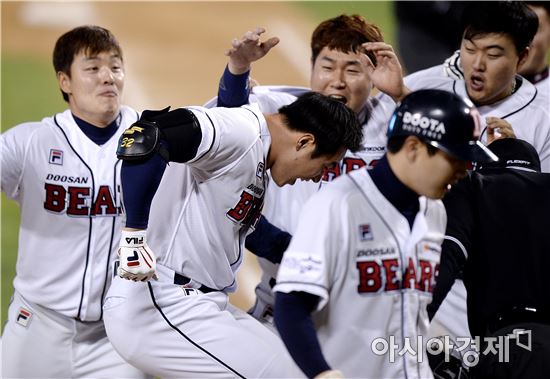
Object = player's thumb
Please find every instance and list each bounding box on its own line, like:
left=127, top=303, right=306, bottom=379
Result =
left=263, top=37, right=280, bottom=52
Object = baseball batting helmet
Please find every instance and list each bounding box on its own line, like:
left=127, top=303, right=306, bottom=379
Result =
left=387, top=89, right=498, bottom=163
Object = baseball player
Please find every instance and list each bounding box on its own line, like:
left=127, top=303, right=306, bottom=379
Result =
left=102, top=92, right=363, bottom=378
left=1, top=26, right=148, bottom=378
left=273, top=89, right=498, bottom=379
left=210, top=16, right=407, bottom=326
left=378, top=1, right=550, bottom=172
left=429, top=138, right=550, bottom=379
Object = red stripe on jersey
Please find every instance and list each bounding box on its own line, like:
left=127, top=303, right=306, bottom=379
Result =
left=127, top=261, right=140, bottom=267
left=20, top=310, right=30, bottom=317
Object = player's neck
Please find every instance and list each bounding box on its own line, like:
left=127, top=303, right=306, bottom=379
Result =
left=69, top=108, right=119, bottom=128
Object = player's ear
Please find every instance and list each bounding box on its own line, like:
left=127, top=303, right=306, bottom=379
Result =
left=296, top=133, right=315, bottom=151
left=517, top=47, right=530, bottom=69
left=404, top=135, right=422, bottom=161
left=58, top=71, right=71, bottom=94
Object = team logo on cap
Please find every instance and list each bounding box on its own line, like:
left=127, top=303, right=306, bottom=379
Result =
left=49, top=149, right=63, bottom=165
left=358, top=224, right=373, bottom=241
left=402, top=112, right=446, bottom=141
left=16, top=308, right=32, bottom=327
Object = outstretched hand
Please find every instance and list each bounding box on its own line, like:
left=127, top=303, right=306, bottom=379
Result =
left=361, top=42, right=409, bottom=102
left=225, top=27, right=280, bottom=75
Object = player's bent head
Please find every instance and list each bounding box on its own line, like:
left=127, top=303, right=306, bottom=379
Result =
left=460, top=1, right=538, bottom=55
left=310, top=14, right=384, bottom=66
left=278, top=91, right=363, bottom=157
left=53, top=25, right=123, bottom=102
left=386, top=89, right=498, bottom=199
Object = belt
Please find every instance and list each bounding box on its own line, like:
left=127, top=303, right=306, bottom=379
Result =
left=113, top=261, right=217, bottom=293
left=487, top=306, right=550, bottom=334
left=173, top=272, right=217, bottom=294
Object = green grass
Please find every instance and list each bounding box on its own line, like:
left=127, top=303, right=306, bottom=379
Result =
left=1, top=55, right=65, bottom=325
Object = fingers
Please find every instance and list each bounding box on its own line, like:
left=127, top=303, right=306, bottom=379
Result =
left=262, top=36, right=280, bottom=52
left=486, top=117, right=516, bottom=143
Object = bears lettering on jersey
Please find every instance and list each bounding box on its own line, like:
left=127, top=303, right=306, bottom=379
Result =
left=356, top=257, right=438, bottom=294
left=321, top=157, right=378, bottom=182
left=43, top=183, right=120, bottom=216
left=226, top=190, right=264, bottom=228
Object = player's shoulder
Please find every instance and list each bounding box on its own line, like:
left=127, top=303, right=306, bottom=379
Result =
left=248, top=85, right=306, bottom=113
left=314, top=168, right=370, bottom=204
left=187, top=103, right=264, bottom=143
left=404, top=64, right=455, bottom=90
left=2, top=110, right=62, bottom=140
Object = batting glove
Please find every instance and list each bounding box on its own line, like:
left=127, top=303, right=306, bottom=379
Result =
left=118, top=230, right=158, bottom=282
left=314, top=370, right=344, bottom=379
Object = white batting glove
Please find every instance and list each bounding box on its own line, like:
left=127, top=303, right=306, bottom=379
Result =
left=314, top=370, right=344, bottom=379
left=117, top=230, right=158, bottom=282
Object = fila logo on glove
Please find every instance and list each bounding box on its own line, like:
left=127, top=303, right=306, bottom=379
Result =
left=125, top=237, right=144, bottom=244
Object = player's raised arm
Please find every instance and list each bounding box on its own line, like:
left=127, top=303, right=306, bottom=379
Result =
left=217, top=27, right=279, bottom=107
left=116, top=107, right=203, bottom=282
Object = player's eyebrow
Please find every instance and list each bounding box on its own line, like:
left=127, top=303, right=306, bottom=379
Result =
left=320, top=56, right=361, bottom=66
left=464, top=38, right=505, bottom=52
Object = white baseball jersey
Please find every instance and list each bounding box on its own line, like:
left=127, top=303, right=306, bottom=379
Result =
left=146, top=104, right=269, bottom=291
left=210, top=86, right=393, bottom=323
left=274, top=167, right=446, bottom=379
left=1, top=106, right=137, bottom=321
left=378, top=67, right=550, bottom=172
left=103, top=103, right=303, bottom=378
left=1, top=106, right=149, bottom=379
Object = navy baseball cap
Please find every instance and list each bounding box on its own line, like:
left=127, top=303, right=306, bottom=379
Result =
left=387, top=89, right=498, bottom=163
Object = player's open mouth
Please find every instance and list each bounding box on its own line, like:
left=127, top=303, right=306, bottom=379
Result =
left=469, top=75, right=484, bottom=91
left=328, top=94, right=348, bottom=104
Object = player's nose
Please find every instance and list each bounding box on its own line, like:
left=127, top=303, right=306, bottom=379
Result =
left=99, top=66, right=115, bottom=84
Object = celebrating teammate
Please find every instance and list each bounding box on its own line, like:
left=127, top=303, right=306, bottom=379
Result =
left=273, top=89, right=497, bottom=379
left=212, top=15, right=407, bottom=327
left=381, top=1, right=550, bottom=171
left=102, top=92, right=363, bottom=378
left=1, top=26, right=148, bottom=378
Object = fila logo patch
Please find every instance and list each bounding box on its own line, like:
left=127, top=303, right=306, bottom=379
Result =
left=359, top=224, right=373, bottom=241
left=125, top=237, right=144, bottom=244
left=16, top=308, right=32, bottom=327
left=127, top=250, right=140, bottom=267
left=49, top=149, right=63, bottom=165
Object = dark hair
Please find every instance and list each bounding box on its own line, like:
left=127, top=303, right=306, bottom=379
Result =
left=278, top=92, right=363, bottom=157
left=311, top=14, right=384, bottom=66
left=386, top=135, right=437, bottom=156
left=461, top=1, right=539, bottom=54
left=53, top=25, right=123, bottom=102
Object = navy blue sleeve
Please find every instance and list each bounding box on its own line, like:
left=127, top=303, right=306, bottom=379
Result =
left=217, top=65, right=250, bottom=107
left=121, top=150, right=167, bottom=229
left=274, top=291, right=331, bottom=378
left=245, top=216, right=291, bottom=264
